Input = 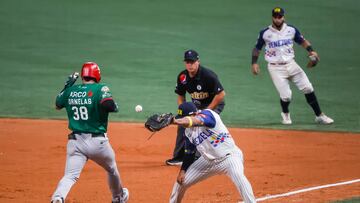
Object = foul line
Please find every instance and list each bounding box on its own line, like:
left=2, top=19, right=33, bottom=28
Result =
left=240, top=179, right=360, bottom=202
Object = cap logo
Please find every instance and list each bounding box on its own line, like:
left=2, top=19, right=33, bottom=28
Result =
left=177, top=109, right=183, bottom=116
left=274, top=8, right=281, bottom=13
left=197, top=85, right=202, bottom=90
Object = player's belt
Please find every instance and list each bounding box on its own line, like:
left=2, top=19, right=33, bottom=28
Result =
left=68, top=132, right=105, bottom=140
left=269, top=62, right=288, bottom=65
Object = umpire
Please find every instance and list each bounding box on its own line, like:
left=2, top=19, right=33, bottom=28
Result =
left=166, top=49, right=226, bottom=165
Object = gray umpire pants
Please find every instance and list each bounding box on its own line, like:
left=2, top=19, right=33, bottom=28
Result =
left=171, top=103, right=225, bottom=160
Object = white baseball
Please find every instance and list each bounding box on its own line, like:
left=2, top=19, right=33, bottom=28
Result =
left=135, top=105, right=143, bottom=112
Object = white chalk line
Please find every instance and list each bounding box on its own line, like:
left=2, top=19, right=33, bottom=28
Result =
left=239, top=178, right=360, bottom=203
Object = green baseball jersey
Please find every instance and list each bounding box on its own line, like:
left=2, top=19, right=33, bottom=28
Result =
left=56, top=83, right=115, bottom=133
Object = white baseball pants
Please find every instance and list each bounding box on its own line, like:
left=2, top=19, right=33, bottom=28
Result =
left=267, top=60, right=314, bottom=101
left=169, top=149, right=256, bottom=203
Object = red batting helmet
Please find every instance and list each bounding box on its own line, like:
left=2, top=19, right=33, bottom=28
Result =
left=81, top=62, right=101, bottom=82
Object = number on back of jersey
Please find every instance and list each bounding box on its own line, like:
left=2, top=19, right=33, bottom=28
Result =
left=72, top=106, right=88, bottom=120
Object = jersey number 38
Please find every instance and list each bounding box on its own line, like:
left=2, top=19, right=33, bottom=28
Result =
left=72, top=106, right=88, bottom=120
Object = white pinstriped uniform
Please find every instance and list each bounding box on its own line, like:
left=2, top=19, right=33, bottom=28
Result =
left=169, top=109, right=256, bottom=203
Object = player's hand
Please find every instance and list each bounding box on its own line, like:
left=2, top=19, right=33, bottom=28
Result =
left=251, top=64, right=260, bottom=75
left=64, top=72, right=79, bottom=88
left=307, top=51, right=320, bottom=68
left=309, top=51, right=319, bottom=59
left=177, top=170, right=186, bottom=185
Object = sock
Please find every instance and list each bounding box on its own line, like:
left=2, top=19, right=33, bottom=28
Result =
left=305, top=92, right=322, bottom=116
left=280, top=99, right=290, bottom=113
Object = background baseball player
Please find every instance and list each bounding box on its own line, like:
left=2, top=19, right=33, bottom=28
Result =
left=51, top=62, right=129, bottom=203
left=251, top=7, right=334, bottom=125
left=169, top=102, right=255, bottom=203
left=166, top=49, right=226, bottom=166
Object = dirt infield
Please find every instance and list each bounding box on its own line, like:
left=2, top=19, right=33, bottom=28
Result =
left=0, top=118, right=359, bottom=203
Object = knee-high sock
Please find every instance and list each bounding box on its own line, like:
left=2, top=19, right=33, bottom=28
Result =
left=280, top=99, right=290, bottom=113
left=305, top=92, right=322, bottom=116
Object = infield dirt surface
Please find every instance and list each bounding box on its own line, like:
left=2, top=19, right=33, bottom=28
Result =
left=0, top=118, right=359, bottom=202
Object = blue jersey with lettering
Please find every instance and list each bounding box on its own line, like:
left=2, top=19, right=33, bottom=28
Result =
left=184, top=109, right=237, bottom=160
left=255, top=23, right=305, bottom=63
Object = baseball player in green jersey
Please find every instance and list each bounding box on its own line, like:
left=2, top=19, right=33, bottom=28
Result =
left=51, top=62, right=129, bottom=203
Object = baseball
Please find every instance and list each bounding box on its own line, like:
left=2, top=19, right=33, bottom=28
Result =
left=135, top=105, right=143, bottom=112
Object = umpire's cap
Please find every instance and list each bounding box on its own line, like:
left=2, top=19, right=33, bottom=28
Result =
left=176, top=102, right=198, bottom=119
left=272, top=7, right=285, bottom=17
left=184, top=49, right=199, bottom=62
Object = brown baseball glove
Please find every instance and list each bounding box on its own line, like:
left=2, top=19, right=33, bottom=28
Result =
left=307, top=54, right=320, bottom=68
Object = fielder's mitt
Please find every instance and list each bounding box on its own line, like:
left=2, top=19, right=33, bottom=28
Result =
left=145, top=113, right=174, bottom=132
left=307, top=54, right=320, bottom=68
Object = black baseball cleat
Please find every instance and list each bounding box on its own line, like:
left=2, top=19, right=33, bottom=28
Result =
left=165, top=158, right=183, bottom=166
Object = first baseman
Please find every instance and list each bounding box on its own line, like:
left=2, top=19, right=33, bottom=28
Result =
left=51, top=62, right=129, bottom=203
left=251, top=7, right=334, bottom=125
left=169, top=102, right=256, bottom=203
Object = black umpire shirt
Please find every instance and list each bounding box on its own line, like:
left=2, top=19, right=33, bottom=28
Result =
left=175, top=65, right=225, bottom=110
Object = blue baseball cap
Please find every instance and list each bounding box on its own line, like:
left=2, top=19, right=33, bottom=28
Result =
left=176, top=102, right=198, bottom=119
left=272, top=7, right=285, bottom=17
left=184, top=49, right=199, bottom=62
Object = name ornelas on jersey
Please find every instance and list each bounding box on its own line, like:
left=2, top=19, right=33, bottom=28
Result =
left=68, top=91, right=93, bottom=105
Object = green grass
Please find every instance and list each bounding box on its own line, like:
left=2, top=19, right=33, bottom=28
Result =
left=0, top=0, right=359, bottom=132
left=332, top=197, right=360, bottom=203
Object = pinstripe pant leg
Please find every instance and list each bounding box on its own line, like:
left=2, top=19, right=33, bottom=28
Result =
left=225, top=151, right=256, bottom=203
left=169, top=156, right=217, bottom=203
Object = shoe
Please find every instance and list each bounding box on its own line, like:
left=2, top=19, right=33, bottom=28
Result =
left=112, top=188, right=129, bottom=203
left=281, top=112, right=292, bottom=125
left=121, top=188, right=129, bottom=203
left=165, top=158, right=183, bottom=166
left=315, top=113, right=334, bottom=124
left=51, top=197, right=64, bottom=203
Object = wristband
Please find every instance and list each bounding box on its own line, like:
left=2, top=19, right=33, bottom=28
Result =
left=185, top=116, right=193, bottom=127
left=306, top=46, right=314, bottom=52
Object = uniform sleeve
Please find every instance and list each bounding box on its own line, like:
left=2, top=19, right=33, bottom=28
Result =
left=255, top=29, right=266, bottom=50
left=55, top=90, right=67, bottom=109
left=293, top=26, right=305, bottom=44
left=208, top=71, right=224, bottom=94
left=99, top=85, right=118, bottom=112
left=101, top=99, right=118, bottom=112
left=174, top=73, right=187, bottom=95
left=196, top=110, right=216, bottom=128
left=99, top=85, right=113, bottom=101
